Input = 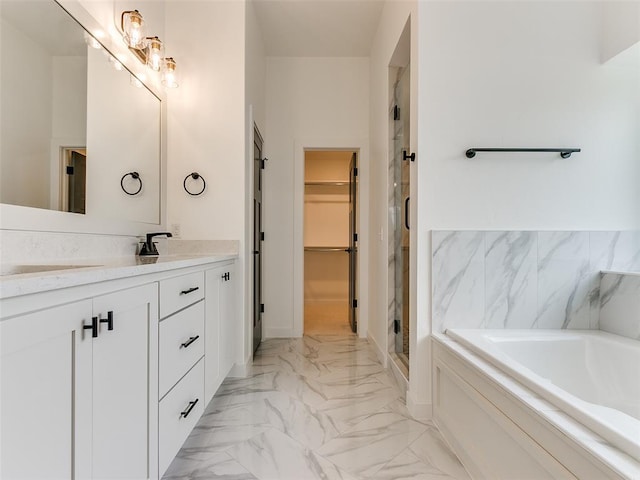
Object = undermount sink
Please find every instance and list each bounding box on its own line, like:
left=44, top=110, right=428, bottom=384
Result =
left=0, top=264, right=100, bottom=276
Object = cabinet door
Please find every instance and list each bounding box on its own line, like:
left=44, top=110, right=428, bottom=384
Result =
left=220, top=263, right=236, bottom=377
left=204, top=267, right=222, bottom=403
left=92, top=283, right=159, bottom=480
left=1, top=300, right=93, bottom=480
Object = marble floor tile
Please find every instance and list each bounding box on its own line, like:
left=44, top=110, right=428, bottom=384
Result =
left=163, top=336, right=469, bottom=480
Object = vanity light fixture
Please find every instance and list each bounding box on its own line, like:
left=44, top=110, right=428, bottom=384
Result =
left=119, top=9, right=179, bottom=88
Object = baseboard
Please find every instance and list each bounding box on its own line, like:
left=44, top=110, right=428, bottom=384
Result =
left=367, top=332, right=387, bottom=368
left=228, top=358, right=250, bottom=378
left=406, top=389, right=432, bottom=421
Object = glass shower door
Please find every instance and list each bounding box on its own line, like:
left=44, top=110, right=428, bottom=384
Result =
left=393, top=67, right=410, bottom=366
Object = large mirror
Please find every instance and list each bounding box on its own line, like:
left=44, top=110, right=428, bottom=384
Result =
left=0, top=0, right=161, bottom=224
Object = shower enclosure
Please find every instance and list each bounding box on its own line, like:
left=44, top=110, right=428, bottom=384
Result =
left=391, top=66, right=410, bottom=368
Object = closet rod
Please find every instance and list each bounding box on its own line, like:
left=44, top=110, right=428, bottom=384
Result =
left=304, top=247, right=349, bottom=252
left=305, top=181, right=349, bottom=186
left=465, top=148, right=581, bottom=159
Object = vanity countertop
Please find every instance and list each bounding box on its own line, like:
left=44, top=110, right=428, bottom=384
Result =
left=0, top=254, right=237, bottom=300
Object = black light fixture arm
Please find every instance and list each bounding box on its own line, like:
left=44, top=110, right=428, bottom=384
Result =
left=466, top=148, right=581, bottom=159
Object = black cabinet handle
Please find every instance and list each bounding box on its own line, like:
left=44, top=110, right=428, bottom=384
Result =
left=404, top=196, right=410, bottom=230
left=84, top=317, right=98, bottom=338
left=221, top=272, right=230, bottom=281
left=180, top=287, right=199, bottom=295
left=180, top=398, right=199, bottom=418
left=100, top=311, right=114, bottom=331
left=180, top=335, right=200, bottom=349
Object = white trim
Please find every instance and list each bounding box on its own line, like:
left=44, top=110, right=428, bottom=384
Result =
left=367, top=332, right=387, bottom=368
left=293, top=138, right=370, bottom=340
left=228, top=357, right=251, bottom=378
left=406, top=388, right=432, bottom=421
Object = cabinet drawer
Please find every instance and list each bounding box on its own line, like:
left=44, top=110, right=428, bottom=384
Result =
left=159, top=272, right=204, bottom=318
left=159, top=358, right=204, bottom=476
left=159, top=301, right=204, bottom=397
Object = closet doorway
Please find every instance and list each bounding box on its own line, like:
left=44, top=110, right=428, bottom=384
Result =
left=303, top=150, right=358, bottom=335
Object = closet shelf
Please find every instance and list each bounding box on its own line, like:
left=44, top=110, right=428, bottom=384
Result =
left=304, top=246, right=349, bottom=252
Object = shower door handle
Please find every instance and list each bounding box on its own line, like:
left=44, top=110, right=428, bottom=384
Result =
left=404, top=197, right=410, bottom=230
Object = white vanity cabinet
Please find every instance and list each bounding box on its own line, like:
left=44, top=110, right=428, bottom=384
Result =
left=158, top=271, right=206, bottom=475
left=204, top=262, right=237, bottom=404
left=1, top=255, right=239, bottom=480
left=0, top=283, right=159, bottom=480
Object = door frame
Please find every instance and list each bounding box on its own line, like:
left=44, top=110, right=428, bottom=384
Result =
left=292, top=139, right=369, bottom=339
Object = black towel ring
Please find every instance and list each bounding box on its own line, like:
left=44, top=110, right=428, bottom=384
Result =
left=120, top=171, right=142, bottom=195
left=183, top=172, right=206, bottom=196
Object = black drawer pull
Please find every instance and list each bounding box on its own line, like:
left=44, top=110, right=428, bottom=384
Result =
left=180, top=335, right=200, bottom=349
left=100, top=311, right=114, bottom=331
left=84, top=317, right=98, bottom=338
left=180, top=398, right=199, bottom=419
left=180, top=286, right=199, bottom=295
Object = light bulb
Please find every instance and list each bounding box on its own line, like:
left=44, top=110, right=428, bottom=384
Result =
left=122, top=10, right=146, bottom=49
left=161, top=57, right=179, bottom=88
left=146, top=37, right=164, bottom=72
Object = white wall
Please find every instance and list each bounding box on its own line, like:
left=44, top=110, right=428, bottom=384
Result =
left=602, top=1, right=640, bottom=63
left=0, top=18, right=52, bottom=209
left=264, top=57, right=369, bottom=338
left=415, top=0, right=640, bottom=415
left=164, top=1, right=250, bottom=365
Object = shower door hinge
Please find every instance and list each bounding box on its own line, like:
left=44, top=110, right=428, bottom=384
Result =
left=403, top=150, right=415, bottom=162
left=260, top=157, right=268, bottom=169
left=393, top=105, right=400, bottom=120
left=260, top=304, right=265, bottom=313
left=354, top=167, right=358, bottom=177
left=260, top=231, right=265, bottom=241
left=353, top=233, right=358, bottom=243
left=352, top=299, right=358, bottom=308
left=393, top=320, right=400, bottom=334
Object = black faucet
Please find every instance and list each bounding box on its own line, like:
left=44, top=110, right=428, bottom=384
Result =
left=139, top=232, right=173, bottom=256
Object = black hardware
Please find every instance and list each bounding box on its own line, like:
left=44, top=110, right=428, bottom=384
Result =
left=404, top=196, right=410, bottom=230
left=465, top=148, right=581, bottom=159
left=353, top=299, right=358, bottom=308
left=139, top=232, right=173, bottom=256
left=180, top=399, right=199, bottom=418
left=393, top=105, right=400, bottom=120
left=260, top=157, right=268, bottom=170
left=403, top=150, right=415, bottom=162
left=221, top=272, right=230, bottom=281
left=260, top=231, right=265, bottom=241
left=354, top=167, right=358, bottom=176
left=180, top=335, right=200, bottom=349
left=183, top=172, right=206, bottom=196
left=100, top=311, right=114, bottom=331
left=180, top=286, right=200, bottom=295
left=353, top=233, right=358, bottom=242
left=394, top=320, right=400, bottom=334
left=84, top=317, right=98, bottom=338
left=120, top=171, right=143, bottom=195
left=260, top=303, right=265, bottom=313
left=66, top=166, right=74, bottom=175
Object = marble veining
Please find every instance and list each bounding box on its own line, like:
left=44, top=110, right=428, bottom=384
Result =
left=599, top=273, right=640, bottom=340
left=163, top=335, right=469, bottom=480
left=432, top=230, right=640, bottom=333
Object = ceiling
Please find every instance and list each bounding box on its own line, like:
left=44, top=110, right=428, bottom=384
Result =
left=252, top=0, right=385, bottom=57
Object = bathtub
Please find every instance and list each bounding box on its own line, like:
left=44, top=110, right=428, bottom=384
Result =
left=432, top=329, right=640, bottom=479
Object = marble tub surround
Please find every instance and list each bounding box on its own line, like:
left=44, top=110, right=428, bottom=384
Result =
left=432, top=230, right=640, bottom=332
left=599, top=272, right=640, bottom=340
left=163, top=335, right=470, bottom=480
